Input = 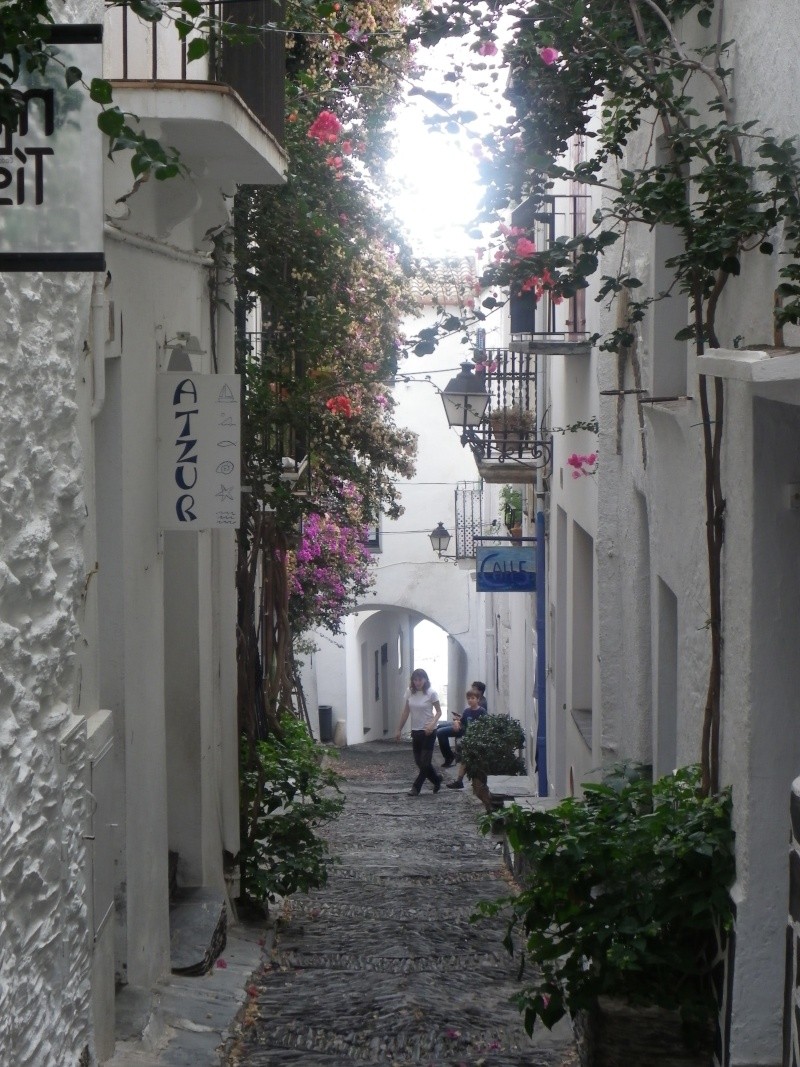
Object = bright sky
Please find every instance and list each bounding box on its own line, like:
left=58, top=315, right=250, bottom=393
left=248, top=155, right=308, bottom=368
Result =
left=387, top=36, right=507, bottom=258
left=389, top=103, right=484, bottom=257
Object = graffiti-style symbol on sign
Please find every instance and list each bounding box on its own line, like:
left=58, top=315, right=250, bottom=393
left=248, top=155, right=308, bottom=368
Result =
left=215, top=485, right=234, bottom=502
left=216, top=460, right=235, bottom=475
left=216, top=440, right=237, bottom=448
left=217, top=384, right=236, bottom=403
left=216, top=511, right=236, bottom=524
left=218, top=413, right=235, bottom=426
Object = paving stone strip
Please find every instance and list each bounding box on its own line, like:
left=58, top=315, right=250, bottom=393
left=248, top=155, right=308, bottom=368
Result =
left=223, top=740, right=578, bottom=1067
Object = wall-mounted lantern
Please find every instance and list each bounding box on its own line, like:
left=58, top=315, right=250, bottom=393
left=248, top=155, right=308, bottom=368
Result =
left=429, top=521, right=453, bottom=558
left=440, top=362, right=489, bottom=434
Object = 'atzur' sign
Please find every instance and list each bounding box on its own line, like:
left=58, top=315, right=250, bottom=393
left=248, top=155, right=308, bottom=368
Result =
left=157, top=373, right=241, bottom=530
left=0, top=25, right=104, bottom=271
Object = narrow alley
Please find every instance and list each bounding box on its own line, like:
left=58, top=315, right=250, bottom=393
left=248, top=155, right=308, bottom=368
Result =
left=222, top=740, right=578, bottom=1066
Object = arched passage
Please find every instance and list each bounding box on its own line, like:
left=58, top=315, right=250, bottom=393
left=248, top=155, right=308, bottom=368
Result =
left=306, top=602, right=471, bottom=746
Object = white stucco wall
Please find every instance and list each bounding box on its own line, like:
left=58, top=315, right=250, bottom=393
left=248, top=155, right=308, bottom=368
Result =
left=580, top=4, right=800, bottom=1060
left=0, top=7, right=101, bottom=1064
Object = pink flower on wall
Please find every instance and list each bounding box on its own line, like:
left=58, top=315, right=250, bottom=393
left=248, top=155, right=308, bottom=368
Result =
left=567, top=452, right=598, bottom=478
left=308, top=110, right=343, bottom=144
left=539, top=47, right=560, bottom=66
left=478, top=40, right=498, bottom=56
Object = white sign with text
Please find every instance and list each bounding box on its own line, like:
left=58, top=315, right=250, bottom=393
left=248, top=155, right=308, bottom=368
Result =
left=157, top=373, right=241, bottom=530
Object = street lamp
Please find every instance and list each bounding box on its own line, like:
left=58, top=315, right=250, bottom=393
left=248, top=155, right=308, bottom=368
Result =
left=429, top=521, right=453, bottom=558
left=440, top=362, right=489, bottom=434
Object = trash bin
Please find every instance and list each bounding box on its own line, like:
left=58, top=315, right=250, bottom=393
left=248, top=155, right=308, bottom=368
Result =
left=318, top=705, right=333, bottom=743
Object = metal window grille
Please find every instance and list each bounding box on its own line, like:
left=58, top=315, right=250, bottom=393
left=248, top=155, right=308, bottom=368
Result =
left=454, top=481, right=483, bottom=560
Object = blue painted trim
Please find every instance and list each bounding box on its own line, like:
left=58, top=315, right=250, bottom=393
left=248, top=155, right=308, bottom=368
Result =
left=535, top=509, right=548, bottom=796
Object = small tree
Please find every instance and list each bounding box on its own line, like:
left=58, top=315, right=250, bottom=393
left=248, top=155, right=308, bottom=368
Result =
left=460, top=714, right=526, bottom=811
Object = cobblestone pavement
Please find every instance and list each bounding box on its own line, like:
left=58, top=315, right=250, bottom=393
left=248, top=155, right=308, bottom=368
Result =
left=223, top=740, right=578, bottom=1067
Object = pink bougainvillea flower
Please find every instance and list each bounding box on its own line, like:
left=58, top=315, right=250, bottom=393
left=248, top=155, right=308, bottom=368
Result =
left=247, top=984, right=259, bottom=997
left=478, top=40, right=498, bottom=56
left=514, top=236, right=537, bottom=257
left=215, top=958, right=228, bottom=969
left=362, top=361, right=378, bottom=372
left=340, top=140, right=353, bottom=155
left=539, top=46, right=560, bottom=65
left=375, top=394, right=388, bottom=408
left=308, top=109, right=343, bottom=144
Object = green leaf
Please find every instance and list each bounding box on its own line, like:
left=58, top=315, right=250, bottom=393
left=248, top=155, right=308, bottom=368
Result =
left=697, top=8, right=712, bottom=28
left=187, top=37, right=210, bottom=63
left=96, top=108, right=125, bottom=138
left=65, top=65, right=82, bottom=88
left=90, top=78, right=113, bottom=105
left=180, top=0, right=204, bottom=15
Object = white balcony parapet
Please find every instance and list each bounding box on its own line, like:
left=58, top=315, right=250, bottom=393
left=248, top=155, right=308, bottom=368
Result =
left=697, top=346, right=800, bottom=382
left=110, top=80, right=286, bottom=187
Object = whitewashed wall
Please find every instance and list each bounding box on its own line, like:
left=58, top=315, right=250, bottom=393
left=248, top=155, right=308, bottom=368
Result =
left=0, top=3, right=103, bottom=1064
left=585, top=3, right=800, bottom=1061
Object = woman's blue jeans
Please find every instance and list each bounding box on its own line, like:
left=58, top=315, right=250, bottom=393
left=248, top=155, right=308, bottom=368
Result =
left=411, top=729, right=441, bottom=791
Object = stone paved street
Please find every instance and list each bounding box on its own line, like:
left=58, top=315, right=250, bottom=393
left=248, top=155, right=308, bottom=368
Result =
left=223, top=740, right=578, bottom=1066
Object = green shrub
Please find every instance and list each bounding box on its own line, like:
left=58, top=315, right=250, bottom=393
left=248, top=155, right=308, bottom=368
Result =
left=477, top=765, right=735, bottom=1041
left=238, top=713, right=344, bottom=907
left=461, top=713, right=526, bottom=781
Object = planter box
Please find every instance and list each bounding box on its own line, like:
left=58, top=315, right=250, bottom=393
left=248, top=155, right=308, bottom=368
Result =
left=573, top=997, right=714, bottom=1067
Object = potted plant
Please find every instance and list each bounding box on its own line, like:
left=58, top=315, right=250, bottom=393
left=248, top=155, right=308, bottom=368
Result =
left=476, top=764, right=735, bottom=1065
left=460, top=713, right=526, bottom=812
left=487, top=405, right=535, bottom=457
left=499, top=485, right=524, bottom=541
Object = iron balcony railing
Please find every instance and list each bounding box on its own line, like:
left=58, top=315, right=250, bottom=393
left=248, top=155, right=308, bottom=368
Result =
left=238, top=329, right=307, bottom=481
left=466, top=349, right=550, bottom=469
left=105, top=0, right=285, bottom=146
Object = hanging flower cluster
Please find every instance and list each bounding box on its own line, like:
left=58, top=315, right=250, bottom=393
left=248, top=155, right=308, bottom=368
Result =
left=325, top=394, right=354, bottom=417
left=308, top=109, right=343, bottom=143
left=288, top=505, right=374, bottom=634
left=566, top=452, right=598, bottom=478
left=479, top=223, right=563, bottom=304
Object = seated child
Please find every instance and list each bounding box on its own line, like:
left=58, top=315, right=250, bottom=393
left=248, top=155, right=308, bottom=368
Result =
left=437, top=688, right=486, bottom=769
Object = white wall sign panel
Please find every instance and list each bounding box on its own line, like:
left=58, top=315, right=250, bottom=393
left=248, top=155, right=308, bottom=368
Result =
left=157, top=373, right=241, bottom=530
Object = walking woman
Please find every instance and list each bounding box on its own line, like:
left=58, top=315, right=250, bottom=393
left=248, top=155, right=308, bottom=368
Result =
left=395, top=668, right=443, bottom=795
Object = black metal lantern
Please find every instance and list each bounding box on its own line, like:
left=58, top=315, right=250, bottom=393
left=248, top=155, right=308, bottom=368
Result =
left=429, top=521, right=452, bottom=557
left=440, top=362, right=489, bottom=432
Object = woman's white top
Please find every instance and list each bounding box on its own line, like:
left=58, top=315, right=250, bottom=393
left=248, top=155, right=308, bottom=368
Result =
left=404, top=687, right=440, bottom=730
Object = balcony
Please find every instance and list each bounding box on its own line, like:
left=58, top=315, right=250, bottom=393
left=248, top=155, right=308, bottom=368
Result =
left=466, top=349, right=551, bottom=484
left=104, top=1, right=287, bottom=187
left=508, top=193, right=592, bottom=353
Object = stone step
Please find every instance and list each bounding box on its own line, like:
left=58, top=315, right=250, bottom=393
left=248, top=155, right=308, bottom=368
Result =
left=169, top=886, right=227, bottom=976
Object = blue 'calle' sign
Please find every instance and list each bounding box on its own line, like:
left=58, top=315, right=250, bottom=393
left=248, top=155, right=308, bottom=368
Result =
left=476, top=546, right=536, bottom=593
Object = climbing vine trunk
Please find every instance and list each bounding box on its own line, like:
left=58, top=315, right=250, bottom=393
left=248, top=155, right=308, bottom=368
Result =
left=698, top=372, right=724, bottom=797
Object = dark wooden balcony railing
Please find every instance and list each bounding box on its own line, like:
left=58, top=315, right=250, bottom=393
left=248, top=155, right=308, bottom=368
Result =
left=509, top=193, right=590, bottom=341
left=106, top=0, right=285, bottom=147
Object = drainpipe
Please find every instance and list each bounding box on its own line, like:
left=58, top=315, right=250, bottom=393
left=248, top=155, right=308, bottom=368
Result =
left=535, top=507, right=548, bottom=796
left=90, top=271, right=106, bottom=420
